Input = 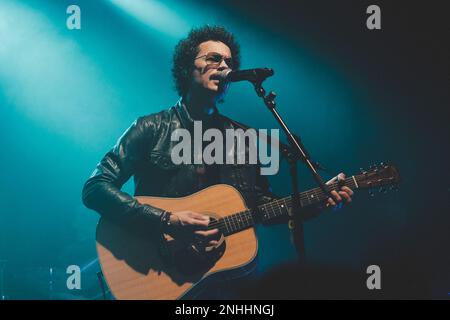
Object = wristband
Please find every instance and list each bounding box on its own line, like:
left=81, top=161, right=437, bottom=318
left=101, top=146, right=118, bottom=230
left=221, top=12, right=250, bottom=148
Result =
left=161, top=210, right=172, bottom=232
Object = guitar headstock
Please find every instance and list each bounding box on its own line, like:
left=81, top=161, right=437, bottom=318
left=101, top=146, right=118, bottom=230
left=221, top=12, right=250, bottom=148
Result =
left=356, top=163, right=400, bottom=194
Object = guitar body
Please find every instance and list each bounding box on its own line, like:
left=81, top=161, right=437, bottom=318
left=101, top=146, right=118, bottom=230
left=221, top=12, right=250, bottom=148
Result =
left=96, top=164, right=400, bottom=300
left=96, top=184, right=258, bottom=300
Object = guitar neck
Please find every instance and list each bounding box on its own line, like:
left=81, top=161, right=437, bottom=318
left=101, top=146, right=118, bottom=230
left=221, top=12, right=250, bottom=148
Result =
left=258, top=176, right=360, bottom=223
left=215, top=175, right=361, bottom=236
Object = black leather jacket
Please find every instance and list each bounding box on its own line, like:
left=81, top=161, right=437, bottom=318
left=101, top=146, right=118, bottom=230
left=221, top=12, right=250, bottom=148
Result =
left=82, top=100, right=278, bottom=235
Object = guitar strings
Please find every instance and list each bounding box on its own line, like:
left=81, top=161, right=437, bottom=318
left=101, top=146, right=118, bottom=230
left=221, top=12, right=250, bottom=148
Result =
left=206, top=178, right=355, bottom=231
left=206, top=178, right=357, bottom=232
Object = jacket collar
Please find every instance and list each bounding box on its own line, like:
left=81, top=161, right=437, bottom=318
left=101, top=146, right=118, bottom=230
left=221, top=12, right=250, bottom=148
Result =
left=174, top=98, right=222, bottom=130
left=175, top=98, right=194, bottom=130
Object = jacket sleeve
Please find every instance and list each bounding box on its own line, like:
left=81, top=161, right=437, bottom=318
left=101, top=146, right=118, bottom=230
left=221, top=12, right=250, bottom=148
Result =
left=81, top=116, right=165, bottom=234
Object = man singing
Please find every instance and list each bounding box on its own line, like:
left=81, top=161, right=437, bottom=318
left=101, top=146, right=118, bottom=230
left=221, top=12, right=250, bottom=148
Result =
left=82, top=25, right=354, bottom=298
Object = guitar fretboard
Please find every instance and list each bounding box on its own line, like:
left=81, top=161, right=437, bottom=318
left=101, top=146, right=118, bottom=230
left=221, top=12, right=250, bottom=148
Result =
left=208, top=176, right=360, bottom=236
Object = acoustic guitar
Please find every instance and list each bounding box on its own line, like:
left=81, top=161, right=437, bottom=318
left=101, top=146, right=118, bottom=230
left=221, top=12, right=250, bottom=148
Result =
left=96, top=163, right=400, bottom=299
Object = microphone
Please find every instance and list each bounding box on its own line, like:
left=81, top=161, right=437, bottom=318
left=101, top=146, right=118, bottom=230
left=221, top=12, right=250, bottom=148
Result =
left=212, top=68, right=274, bottom=83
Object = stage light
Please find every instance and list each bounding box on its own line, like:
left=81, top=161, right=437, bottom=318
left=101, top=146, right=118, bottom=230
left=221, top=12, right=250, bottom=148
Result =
left=107, top=0, right=190, bottom=38
left=0, top=0, right=120, bottom=146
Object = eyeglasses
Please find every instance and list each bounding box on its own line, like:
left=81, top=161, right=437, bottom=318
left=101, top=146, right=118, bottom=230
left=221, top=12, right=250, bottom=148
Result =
left=194, top=52, right=233, bottom=69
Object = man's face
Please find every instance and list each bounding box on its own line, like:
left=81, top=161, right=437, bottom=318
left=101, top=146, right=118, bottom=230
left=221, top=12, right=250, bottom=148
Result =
left=191, top=40, right=232, bottom=97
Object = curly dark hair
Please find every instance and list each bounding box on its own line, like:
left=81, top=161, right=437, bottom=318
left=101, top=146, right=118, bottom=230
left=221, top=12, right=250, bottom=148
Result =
left=172, top=25, right=241, bottom=97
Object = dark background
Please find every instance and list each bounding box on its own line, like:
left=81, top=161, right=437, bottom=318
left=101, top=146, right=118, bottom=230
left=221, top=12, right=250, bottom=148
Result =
left=0, top=0, right=448, bottom=299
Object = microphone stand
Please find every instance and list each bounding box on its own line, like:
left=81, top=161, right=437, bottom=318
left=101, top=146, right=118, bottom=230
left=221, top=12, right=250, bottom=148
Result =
left=251, top=80, right=331, bottom=261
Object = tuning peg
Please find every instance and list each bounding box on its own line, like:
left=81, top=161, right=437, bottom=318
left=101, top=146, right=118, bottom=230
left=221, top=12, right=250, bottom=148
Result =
left=379, top=187, right=387, bottom=193
left=369, top=189, right=375, bottom=197
left=380, top=162, right=385, bottom=167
